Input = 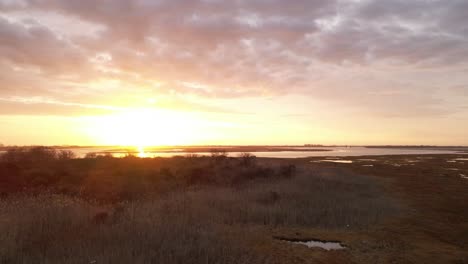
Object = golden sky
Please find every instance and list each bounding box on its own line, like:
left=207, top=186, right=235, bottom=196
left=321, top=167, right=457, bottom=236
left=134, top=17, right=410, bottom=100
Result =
left=0, top=0, right=467, bottom=146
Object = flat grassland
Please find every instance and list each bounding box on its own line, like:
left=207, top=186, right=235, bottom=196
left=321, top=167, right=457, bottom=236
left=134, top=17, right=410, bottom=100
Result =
left=0, top=147, right=467, bottom=263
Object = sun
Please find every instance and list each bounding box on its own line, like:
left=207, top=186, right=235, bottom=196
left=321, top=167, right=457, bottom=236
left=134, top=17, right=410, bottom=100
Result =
left=87, top=108, right=194, bottom=147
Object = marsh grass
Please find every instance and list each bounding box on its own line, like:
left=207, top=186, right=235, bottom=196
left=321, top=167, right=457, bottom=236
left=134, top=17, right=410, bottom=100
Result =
left=0, top=194, right=271, bottom=264
left=0, top=148, right=398, bottom=263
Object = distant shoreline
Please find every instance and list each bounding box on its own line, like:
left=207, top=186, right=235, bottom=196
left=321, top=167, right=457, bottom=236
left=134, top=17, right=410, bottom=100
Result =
left=2, top=145, right=468, bottom=153
left=2, top=144, right=467, bottom=149
left=0, top=145, right=333, bottom=153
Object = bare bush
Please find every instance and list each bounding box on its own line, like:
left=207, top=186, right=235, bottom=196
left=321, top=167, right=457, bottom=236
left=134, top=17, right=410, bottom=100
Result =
left=1, top=147, right=57, bottom=164
left=57, top=150, right=76, bottom=160
left=239, top=152, right=256, bottom=167
left=84, top=152, right=98, bottom=158
left=210, top=149, right=228, bottom=164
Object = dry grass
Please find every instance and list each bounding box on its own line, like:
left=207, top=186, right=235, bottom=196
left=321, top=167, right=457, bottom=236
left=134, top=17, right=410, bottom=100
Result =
left=0, top=155, right=397, bottom=263
left=1, top=149, right=467, bottom=263
left=188, top=169, right=396, bottom=229
left=0, top=194, right=269, bottom=264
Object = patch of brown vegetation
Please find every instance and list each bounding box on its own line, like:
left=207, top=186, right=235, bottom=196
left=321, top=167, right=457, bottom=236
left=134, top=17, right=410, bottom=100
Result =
left=0, top=147, right=398, bottom=263
left=0, top=147, right=297, bottom=202
left=303, top=154, right=468, bottom=263
left=4, top=148, right=464, bottom=263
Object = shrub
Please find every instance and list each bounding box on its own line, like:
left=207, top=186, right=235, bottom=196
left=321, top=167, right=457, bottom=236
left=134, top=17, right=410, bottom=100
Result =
left=210, top=149, right=228, bottom=164
left=27, top=146, right=58, bottom=163
left=1, top=147, right=58, bottom=164
left=84, top=152, right=98, bottom=159
left=238, top=152, right=256, bottom=167
left=57, top=150, right=76, bottom=160
left=185, top=153, right=200, bottom=159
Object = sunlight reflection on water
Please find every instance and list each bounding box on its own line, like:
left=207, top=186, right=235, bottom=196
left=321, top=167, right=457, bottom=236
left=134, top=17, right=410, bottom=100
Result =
left=38, top=146, right=465, bottom=158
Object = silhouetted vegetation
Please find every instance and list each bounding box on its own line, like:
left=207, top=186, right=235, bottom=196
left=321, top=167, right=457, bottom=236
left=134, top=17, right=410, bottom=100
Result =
left=239, top=152, right=257, bottom=167
left=0, top=147, right=296, bottom=201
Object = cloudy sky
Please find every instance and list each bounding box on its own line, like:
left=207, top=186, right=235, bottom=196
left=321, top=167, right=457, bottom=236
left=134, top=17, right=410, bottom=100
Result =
left=0, top=0, right=467, bottom=146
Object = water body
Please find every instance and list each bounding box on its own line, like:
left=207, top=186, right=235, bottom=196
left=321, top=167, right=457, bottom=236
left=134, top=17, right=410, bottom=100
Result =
left=0, top=146, right=463, bottom=158
left=64, top=146, right=463, bottom=158
left=275, top=237, right=346, bottom=251
left=290, top=240, right=346, bottom=250
left=315, top=160, right=354, bottom=164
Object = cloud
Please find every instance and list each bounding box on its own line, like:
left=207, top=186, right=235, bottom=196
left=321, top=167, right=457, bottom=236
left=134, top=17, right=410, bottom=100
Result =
left=0, top=16, right=87, bottom=73
left=0, top=96, right=120, bottom=115
left=0, top=0, right=467, bottom=118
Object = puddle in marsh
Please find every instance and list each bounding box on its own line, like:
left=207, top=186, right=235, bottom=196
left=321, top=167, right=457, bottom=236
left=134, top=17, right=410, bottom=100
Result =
left=448, top=158, right=468, bottom=163
left=318, top=160, right=353, bottom=164
left=461, top=174, right=468, bottom=179
left=275, top=237, right=346, bottom=251
left=358, top=159, right=377, bottom=162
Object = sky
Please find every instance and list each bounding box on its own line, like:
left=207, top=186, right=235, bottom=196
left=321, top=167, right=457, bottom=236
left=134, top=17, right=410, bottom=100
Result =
left=0, top=0, right=467, bottom=146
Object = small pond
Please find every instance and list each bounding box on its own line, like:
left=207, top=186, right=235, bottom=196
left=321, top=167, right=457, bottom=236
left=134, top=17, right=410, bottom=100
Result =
left=275, top=237, right=346, bottom=251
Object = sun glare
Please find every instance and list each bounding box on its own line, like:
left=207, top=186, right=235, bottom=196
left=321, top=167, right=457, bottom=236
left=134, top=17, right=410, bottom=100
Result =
left=87, top=108, right=196, bottom=147
left=137, top=146, right=148, bottom=157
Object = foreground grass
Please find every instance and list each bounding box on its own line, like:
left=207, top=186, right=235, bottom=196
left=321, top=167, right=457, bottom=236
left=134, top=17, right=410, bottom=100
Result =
left=0, top=195, right=265, bottom=264
left=0, top=147, right=398, bottom=263
left=345, top=155, right=468, bottom=263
